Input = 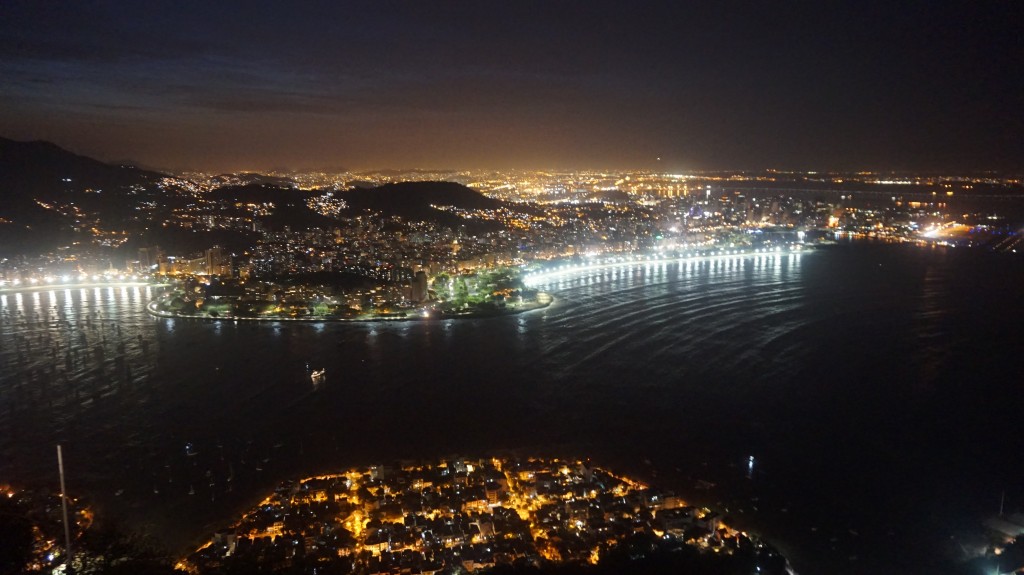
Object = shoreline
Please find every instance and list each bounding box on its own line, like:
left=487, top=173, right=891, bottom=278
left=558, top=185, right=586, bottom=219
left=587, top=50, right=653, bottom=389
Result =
left=0, top=281, right=167, bottom=295
left=523, top=247, right=808, bottom=286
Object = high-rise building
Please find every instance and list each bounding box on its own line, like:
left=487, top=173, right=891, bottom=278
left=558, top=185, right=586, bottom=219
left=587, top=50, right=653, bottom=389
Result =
left=410, top=270, right=428, bottom=303
left=137, top=246, right=161, bottom=272
left=206, top=247, right=231, bottom=277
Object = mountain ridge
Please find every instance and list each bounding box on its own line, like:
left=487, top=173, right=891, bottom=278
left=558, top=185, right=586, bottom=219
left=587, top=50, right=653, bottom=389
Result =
left=0, top=137, right=511, bottom=256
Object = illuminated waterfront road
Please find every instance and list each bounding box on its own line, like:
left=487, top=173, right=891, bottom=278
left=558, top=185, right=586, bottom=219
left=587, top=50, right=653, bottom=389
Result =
left=0, top=281, right=160, bottom=294
left=523, top=247, right=804, bottom=289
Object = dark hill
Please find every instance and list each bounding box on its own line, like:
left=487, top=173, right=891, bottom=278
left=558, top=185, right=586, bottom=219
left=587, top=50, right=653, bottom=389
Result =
left=206, top=181, right=506, bottom=230
left=340, top=181, right=503, bottom=222
left=0, top=137, right=165, bottom=199
left=205, top=183, right=314, bottom=204
left=205, top=184, right=336, bottom=230
left=0, top=137, right=194, bottom=256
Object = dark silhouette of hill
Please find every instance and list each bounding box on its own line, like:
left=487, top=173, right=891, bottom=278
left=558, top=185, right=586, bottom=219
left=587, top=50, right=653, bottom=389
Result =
left=205, top=183, right=313, bottom=204
left=0, top=137, right=165, bottom=196
left=339, top=181, right=507, bottom=230
left=0, top=137, right=192, bottom=256
left=207, top=181, right=509, bottom=231
left=342, top=181, right=500, bottom=212
left=0, top=200, right=77, bottom=257
left=204, top=184, right=337, bottom=230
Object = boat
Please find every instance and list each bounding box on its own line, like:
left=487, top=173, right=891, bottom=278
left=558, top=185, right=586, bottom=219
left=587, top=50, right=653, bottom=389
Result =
left=311, top=368, right=326, bottom=382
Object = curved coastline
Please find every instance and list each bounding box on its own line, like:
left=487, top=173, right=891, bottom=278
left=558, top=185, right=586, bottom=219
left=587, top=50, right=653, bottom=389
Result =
left=523, top=246, right=808, bottom=287
left=143, top=246, right=809, bottom=325
left=146, top=292, right=553, bottom=323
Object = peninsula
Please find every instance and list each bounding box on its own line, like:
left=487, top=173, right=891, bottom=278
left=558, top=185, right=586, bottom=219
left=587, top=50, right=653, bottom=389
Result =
left=147, top=267, right=551, bottom=322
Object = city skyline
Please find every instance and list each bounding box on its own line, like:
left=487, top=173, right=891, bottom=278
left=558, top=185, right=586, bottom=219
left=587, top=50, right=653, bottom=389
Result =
left=2, top=1, right=1022, bottom=173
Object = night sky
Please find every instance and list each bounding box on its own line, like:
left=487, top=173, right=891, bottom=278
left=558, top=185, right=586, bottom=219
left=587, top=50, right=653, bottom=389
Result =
left=1, top=1, right=1022, bottom=172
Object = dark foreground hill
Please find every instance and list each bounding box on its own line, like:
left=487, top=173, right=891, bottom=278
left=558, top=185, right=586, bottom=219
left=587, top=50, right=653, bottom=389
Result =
left=0, top=137, right=164, bottom=192
left=0, top=137, right=190, bottom=255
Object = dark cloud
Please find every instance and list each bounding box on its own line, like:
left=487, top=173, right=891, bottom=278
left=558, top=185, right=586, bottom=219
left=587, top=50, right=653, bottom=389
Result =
left=1, top=0, right=1021, bottom=171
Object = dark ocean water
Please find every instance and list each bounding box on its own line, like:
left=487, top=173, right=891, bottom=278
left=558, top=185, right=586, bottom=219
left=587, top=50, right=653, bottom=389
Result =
left=2, top=244, right=1022, bottom=574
